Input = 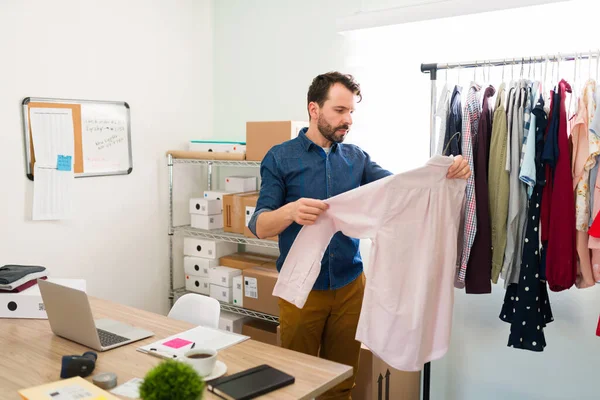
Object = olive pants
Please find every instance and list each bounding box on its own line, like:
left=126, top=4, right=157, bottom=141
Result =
left=278, top=274, right=365, bottom=400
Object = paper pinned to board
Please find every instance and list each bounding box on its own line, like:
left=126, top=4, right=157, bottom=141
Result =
left=29, top=108, right=75, bottom=220
left=32, top=166, right=73, bottom=220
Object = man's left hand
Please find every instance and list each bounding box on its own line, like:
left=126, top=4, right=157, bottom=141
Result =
left=446, top=155, right=471, bottom=180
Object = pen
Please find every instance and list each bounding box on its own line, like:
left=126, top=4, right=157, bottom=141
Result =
left=147, top=349, right=177, bottom=360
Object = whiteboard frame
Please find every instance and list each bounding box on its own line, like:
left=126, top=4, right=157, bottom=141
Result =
left=22, top=97, right=133, bottom=180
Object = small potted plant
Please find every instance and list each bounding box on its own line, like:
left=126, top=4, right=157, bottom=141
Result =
left=139, top=359, right=206, bottom=400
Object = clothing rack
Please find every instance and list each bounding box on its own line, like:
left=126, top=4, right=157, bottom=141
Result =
left=418, top=50, right=597, bottom=400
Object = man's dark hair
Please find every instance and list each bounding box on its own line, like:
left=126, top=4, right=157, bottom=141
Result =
left=307, top=72, right=362, bottom=119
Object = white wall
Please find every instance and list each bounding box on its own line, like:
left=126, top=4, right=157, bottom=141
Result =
left=0, top=0, right=213, bottom=315
left=212, top=0, right=600, bottom=399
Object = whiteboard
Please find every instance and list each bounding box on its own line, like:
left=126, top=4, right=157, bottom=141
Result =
left=22, top=97, right=133, bottom=179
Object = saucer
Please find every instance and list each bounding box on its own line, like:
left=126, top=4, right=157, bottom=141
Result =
left=203, top=360, right=227, bottom=381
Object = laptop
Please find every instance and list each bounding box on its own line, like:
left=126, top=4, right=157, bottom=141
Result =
left=38, top=279, right=154, bottom=351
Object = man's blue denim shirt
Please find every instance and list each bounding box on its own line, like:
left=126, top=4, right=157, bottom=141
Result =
left=248, top=128, right=392, bottom=291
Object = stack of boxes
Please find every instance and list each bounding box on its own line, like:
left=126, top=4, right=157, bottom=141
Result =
left=184, top=238, right=237, bottom=295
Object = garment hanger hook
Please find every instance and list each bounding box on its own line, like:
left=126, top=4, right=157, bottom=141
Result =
left=544, top=54, right=549, bottom=84
left=474, top=60, right=477, bottom=81
left=528, top=57, right=532, bottom=78
left=520, top=57, right=524, bottom=78
left=502, top=59, right=506, bottom=81
left=511, top=58, right=515, bottom=81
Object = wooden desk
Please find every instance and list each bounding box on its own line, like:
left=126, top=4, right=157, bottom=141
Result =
left=0, top=297, right=352, bottom=400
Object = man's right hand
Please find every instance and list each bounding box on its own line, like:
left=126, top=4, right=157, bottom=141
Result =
left=288, top=198, right=329, bottom=226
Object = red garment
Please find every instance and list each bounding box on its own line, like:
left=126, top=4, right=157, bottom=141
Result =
left=589, top=213, right=600, bottom=237
left=597, top=316, right=600, bottom=337
left=546, top=80, right=577, bottom=292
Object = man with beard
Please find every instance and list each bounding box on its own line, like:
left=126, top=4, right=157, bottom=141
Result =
left=248, top=72, right=470, bottom=400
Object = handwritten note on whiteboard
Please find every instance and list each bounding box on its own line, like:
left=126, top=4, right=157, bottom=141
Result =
left=81, top=104, right=130, bottom=173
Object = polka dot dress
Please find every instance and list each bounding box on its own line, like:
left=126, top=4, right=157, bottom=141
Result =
left=499, top=96, right=554, bottom=351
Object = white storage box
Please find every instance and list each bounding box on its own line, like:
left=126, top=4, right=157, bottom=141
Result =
left=210, top=284, right=233, bottom=303
left=183, top=238, right=237, bottom=259
left=189, top=198, right=221, bottom=215
left=0, top=278, right=86, bottom=319
left=185, top=275, right=210, bottom=295
left=184, top=256, right=219, bottom=277
left=232, top=275, right=244, bottom=307
left=219, top=310, right=250, bottom=334
left=209, top=266, right=242, bottom=288
left=189, top=141, right=246, bottom=154
left=203, top=191, right=232, bottom=210
left=225, top=176, right=257, bottom=193
left=191, top=214, right=223, bottom=230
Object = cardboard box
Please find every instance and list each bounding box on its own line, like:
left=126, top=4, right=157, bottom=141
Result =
left=189, top=198, right=221, bottom=215
left=191, top=214, right=223, bottom=230
left=210, top=284, right=233, bottom=303
left=352, top=345, right=421, bottom=400
left=242, top=319, right=279, bottom=346
left=209, top=266, right=242, bottom=288
left=246, top=121, right=307, bottom=161
left=223, top=191, right=259, bottom=234
left=243, top=266, right=279, bottom=317
left=232, top=275, right=243, bottom=307
left=241, top=194, right=278, bottom=241
left=225, top=176, right=257, bottom=193
left=183, top=238, right=237, bottom=259
left=218, top=310, right=250, bottom=334
left=189, top=141, right=246, bottom=154
left=184, top=256, right=218, bottom=277
left=185, top=275, right=210, bottom=295
left=0, top=278, right=86, bottom=319
left=219, top=252, right=277, bottom=270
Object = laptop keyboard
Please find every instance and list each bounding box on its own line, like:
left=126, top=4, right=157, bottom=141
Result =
left=97, top=328, right=130, bottom=347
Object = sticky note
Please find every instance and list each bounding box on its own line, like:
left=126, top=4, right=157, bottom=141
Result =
left=57, top=155, right=72, bottom=171
left=163, top=338, right=192, bottom=349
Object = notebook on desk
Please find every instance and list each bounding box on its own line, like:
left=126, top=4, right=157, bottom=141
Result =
left=137, top=324, right=248, bottom=359
left=207, top=364, right=295, bottom=400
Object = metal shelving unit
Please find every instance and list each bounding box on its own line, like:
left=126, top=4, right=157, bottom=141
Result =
left=167, top=153, right=279, bottom=324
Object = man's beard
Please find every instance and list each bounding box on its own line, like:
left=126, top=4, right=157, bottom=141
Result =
left=317, top=114, right=349, bottom=144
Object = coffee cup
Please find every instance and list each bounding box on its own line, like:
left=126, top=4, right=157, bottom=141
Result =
left=183, top=348, right=217, bottom=376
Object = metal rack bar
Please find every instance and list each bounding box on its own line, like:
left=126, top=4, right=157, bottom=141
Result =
left=421, top=51, right=600, bottom=74
left=172, top=159, right=261, bottom=167
left=174, top=226, right=280, bottom=249
left=168, top=154, right=175, bottom=306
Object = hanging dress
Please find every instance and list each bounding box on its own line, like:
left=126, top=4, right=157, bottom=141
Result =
left=500, top=94, right=554, bottom=351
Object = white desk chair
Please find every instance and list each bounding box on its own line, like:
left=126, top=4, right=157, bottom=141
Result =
left=168, top=293, right=221, bottom=329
